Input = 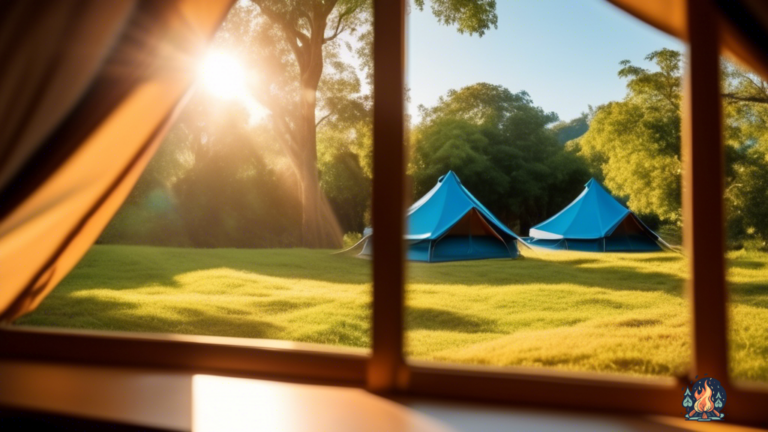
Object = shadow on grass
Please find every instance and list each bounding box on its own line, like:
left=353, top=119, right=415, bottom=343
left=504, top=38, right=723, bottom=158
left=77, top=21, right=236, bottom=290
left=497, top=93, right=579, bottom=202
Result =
left=29, top=245, right=768, bottom=318
left=406, top=307, right=499, bottom=333
left=634, top=256, right=679, bottom=263
left=729, top=282, right=768, bottom=308
left=409, top=256, right=685, bottom=296
left=16, top=293, right=286, bottom=339
left=54, top=245, right=689, bottom=293
left=728, top=259, right=767, bottom=270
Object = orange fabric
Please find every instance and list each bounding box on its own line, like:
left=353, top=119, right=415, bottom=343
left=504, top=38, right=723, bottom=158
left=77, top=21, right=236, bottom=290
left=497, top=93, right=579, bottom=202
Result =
left=609, top=0, right=768, bottom=79
left=0, top=0, right=235, bottom=321
left=0, top=1, right=133, bottom=193
left=607, top=0, right=686, bottom=40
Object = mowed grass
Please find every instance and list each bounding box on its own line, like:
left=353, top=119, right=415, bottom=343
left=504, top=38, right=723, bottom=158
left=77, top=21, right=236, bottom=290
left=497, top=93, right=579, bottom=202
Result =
left=15, top=245, right=768, bottom=381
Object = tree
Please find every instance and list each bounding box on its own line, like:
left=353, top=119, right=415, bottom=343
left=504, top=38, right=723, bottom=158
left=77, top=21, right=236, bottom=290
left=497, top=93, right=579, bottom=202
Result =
left=722, top=63, right=768, bottom=105
left=414, top=0, right=498, bottom=36
left=577, top=48, right=768, bottom=246
left=410, top=83, right=590, bottom=233
left=551, top=113, right=589, bottom=145
left=722, top=62, right=768, bottom=246
left=224, top=0, right=499, bottom=247
left=317, top=121, right=372, bottom=234
left=101, top=92, right=303, bottom=248
left=577, top=49, right=683, bottom=224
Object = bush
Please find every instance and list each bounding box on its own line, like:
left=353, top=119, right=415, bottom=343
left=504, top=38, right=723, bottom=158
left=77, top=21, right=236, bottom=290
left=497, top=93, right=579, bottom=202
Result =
left=654, top=223, right=682, bottom=247
left=342, top=232, right=363, bottom=249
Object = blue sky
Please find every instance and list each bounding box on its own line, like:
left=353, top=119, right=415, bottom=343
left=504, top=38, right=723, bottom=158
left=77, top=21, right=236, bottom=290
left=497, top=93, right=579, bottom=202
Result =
left=406, top=0, right=684, bottom=123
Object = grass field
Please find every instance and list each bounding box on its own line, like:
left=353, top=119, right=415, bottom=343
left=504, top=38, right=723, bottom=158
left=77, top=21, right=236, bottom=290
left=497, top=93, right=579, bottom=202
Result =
left=15, top=245, right=768, bottom=382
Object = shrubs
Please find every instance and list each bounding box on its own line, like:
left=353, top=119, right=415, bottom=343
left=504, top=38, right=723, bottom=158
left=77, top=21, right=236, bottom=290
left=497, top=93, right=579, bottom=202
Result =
left=342, top=232, right=363, bottom=249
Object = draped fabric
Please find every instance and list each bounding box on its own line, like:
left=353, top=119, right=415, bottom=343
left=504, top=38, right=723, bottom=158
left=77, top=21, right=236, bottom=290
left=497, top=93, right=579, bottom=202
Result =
left=0, top=0, right=234, bottom=322
left=608, top=0, right=768, bottom=78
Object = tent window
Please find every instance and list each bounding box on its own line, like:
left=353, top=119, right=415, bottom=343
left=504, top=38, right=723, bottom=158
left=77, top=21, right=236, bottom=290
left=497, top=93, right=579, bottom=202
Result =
left=1, top=0, right=768, bottom=423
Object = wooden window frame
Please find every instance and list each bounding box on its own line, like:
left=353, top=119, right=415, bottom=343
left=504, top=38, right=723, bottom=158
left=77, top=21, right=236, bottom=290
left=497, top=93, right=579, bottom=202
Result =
left=0, top=0, right=767, bottom=426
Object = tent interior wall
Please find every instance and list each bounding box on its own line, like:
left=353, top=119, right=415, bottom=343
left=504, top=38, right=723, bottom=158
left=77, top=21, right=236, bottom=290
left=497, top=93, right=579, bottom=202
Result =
left=423, top=209, right=516, bottom=262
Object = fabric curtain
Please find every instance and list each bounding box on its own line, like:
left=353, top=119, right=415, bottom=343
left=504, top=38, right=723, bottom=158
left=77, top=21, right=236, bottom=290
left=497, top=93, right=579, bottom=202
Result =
left=0, top=0, right=234, bottom=322
left=608, top=0, right=768, bottom=78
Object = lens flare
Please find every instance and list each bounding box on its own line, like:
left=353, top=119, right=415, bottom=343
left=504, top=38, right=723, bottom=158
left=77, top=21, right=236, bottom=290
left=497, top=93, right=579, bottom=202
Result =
left=199, top=51, right=246, bottom=100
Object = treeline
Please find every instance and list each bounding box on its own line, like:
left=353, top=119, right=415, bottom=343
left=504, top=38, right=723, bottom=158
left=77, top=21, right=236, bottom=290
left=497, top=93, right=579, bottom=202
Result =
left=101, top=48, right=768, bottom=250
left=99, top=100, right=305, bottom=248
left=99, top=81, right=589, bottom=248
left=572, top=49, right=768, bottom=249
left=410, top=83, right=589, bottom=234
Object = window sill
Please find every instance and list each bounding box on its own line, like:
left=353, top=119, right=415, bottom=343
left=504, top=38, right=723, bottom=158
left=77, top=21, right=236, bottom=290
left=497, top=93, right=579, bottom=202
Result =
left=0, top=326, right=368, bottom=385
left=1, top=359, right=766, bottom=432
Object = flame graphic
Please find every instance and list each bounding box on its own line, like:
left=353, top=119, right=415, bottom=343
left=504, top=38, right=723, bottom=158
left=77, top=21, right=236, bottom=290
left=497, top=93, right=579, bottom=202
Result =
left=694, top=380, right=714, bottom=413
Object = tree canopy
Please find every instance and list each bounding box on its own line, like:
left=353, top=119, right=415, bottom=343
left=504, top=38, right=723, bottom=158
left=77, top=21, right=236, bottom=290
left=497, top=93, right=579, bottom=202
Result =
left=576, top=48, right=768, bottom=247
left=101, top=3, right=768, bottom=251
left=102, top=0, right=503, bottom=248
left=411, top=83, right=590, bottom=233
left=551, top=113, right=589, bottom=145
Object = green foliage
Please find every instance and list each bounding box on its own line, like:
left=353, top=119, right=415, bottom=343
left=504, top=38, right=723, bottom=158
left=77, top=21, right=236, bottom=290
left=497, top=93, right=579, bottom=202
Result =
left=722, top=62, right=768, bottom=248
left=551, top=113, right=589, bottom=145
left=342, top=232, right=363, bottom=248
left=411, top=83, right=590, bottom=232
left=102, top=96, right=302, bottom=248
left=98, top=200, right=192, bottom=248
left=577, top=48, right=768, bottom=247
left=318, top=128, right=371, bottom=234
left=578, top=49, right=683, bottom=224
left=414, top=0, right=498, bottom=37
left=579, top=102, right=682, bottom=223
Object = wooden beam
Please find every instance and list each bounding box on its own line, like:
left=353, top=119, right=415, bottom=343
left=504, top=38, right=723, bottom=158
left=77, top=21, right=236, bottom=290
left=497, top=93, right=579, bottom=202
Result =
left=368, top=0, right=407, bottom=393
left=0, top=326, right=367, bottom=385
left=682, top=0, right=729, bottom=384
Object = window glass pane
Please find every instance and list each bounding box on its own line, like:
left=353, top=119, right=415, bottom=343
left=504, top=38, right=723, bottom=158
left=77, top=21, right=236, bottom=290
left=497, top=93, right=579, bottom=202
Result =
left=722, top=59, right=768, bottom=383
left=15, top=1, right=374, bottom=350
left=404, top=0, right=690, bottom=377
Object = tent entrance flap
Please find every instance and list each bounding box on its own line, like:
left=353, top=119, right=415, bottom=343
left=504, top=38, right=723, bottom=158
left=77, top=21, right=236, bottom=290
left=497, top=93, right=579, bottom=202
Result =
left=604, top=214, right=663, bottom=252
left=431, top=209, right=513, bottom=262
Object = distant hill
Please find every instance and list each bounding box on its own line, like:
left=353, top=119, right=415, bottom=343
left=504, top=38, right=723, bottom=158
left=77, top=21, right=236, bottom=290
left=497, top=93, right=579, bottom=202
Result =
left=551, top=113, right=589, bottom=145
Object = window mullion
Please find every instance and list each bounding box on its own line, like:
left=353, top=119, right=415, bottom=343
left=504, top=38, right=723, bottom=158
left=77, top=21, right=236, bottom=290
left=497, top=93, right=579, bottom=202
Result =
left=682, top=0, right=729, bottom=383
left=368, top=0, right=407, bottom=393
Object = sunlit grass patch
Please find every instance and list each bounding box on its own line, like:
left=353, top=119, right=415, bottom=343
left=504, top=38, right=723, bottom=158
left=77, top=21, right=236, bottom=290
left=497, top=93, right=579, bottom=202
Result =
left=15, top=245, right=768, bottom=381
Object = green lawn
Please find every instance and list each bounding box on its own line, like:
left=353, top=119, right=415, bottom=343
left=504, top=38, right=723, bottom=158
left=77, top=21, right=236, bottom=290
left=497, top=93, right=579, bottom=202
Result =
left=16, top=245, right=768, bottom=382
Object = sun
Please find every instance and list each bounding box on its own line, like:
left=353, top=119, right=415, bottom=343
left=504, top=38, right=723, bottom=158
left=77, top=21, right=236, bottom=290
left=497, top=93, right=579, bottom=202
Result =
left=199, top=51, right=247, bottom=100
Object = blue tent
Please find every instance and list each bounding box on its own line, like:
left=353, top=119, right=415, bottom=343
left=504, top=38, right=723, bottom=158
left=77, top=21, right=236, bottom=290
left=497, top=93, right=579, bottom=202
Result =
left=360, top=171, right=520, bottom=262
left=523, top=179, right=669, bottom=252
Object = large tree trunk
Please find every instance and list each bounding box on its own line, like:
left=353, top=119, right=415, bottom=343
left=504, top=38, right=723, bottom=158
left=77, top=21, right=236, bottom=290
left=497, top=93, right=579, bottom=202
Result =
left=295, top=14, right=342, bottom=248
left=252, top=1, right=344, bottom=248
left=297, top=127, right=325, bottom=248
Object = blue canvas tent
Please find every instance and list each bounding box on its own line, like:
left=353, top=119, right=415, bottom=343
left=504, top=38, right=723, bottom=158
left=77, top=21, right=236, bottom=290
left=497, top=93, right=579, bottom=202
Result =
left=523, top=179, right=669, bottom=252
left=359, top=171, right=520, bottom=262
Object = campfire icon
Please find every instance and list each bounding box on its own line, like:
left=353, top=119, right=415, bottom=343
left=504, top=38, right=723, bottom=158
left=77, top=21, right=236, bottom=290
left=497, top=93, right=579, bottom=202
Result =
left=683, top=376, right=726, bottom=421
